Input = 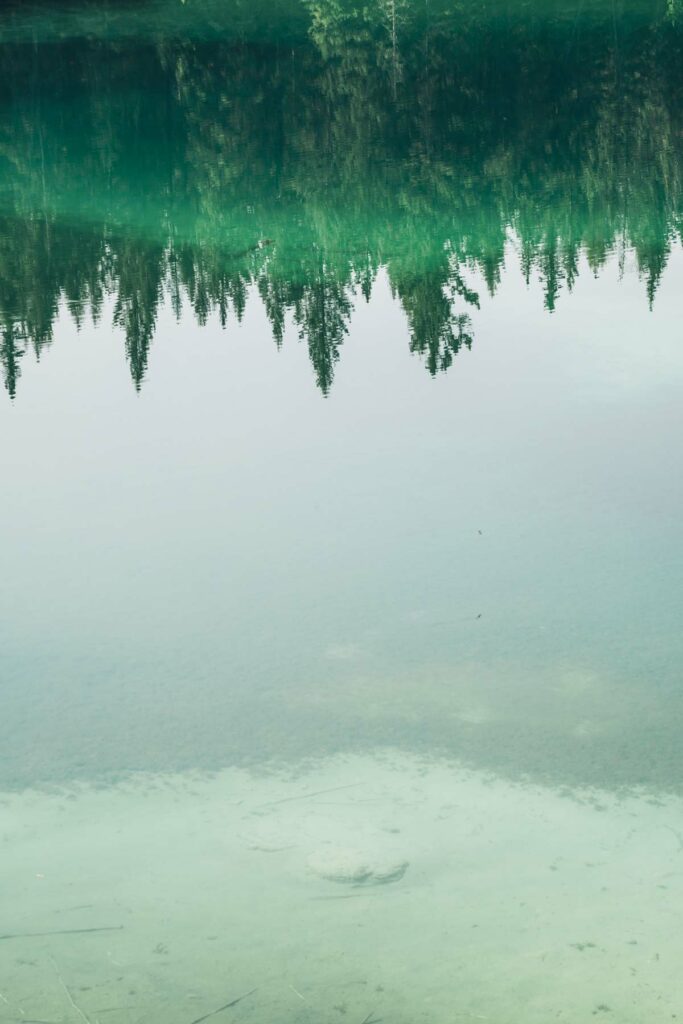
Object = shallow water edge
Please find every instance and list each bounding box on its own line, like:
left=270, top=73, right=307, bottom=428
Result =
left=2, top=752, right=683, bottom=1023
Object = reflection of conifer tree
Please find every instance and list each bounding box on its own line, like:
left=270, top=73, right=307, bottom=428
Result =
left=112, top=240, right=165, bottom=390
left=637, top=241, right=671, bottom=310
left=228, top=273, right=248, bottom=324
left=390, top=247, right=478, bottom=374
left=0, top=3, right=681, bottom=395
left=354, top=252, right=379, bottom=303
left=561, top=237, right=581, bottom=295
left=294, top=256, right=353, bottom=394
left=0, top=323, right=24, bottom=399
left=168, top=247, right=184, bottom=321
left=540, top=234, right=561, bottom=313
left=258, top=274, right=290, bottom=348
left=394, top=269, right=473, bottom=375
left=0, top=219, right=58, bottom=362
left=447, top=260, right=481, bottom=313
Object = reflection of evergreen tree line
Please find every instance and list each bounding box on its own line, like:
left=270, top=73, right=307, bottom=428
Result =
left=0, top=1, right=681, bottom=395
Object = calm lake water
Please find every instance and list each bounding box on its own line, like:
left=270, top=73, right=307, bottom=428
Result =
left=1, top=1, right=683, bottom=1021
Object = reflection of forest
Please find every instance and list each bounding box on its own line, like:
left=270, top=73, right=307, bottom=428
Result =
left=0, top=0, right=681, bottom=396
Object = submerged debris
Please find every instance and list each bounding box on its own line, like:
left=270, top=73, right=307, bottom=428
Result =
left=307, top=848, right=408, bottom=886
left=0, top=926, right=123, bottom=942
left=187, top=988, right=257, bottom=1024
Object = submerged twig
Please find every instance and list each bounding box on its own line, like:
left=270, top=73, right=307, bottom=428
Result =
left=663, top=825, right=683, bottom=852
left=309, top=894, right=363, bottom=901
left=0, top=927, right=122, bottom=942
left=187, top=988, right=257, bottom=1024
left=49, top=956, right=92, bottom=1024
left=255, top=783, right=360, bottom=808
left=0, top=1019, right=61, bottom=1023
left=0, top=988, right=27, bottom=1018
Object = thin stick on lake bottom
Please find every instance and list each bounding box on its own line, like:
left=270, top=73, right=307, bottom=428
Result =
left=0, top=927, right=123, bottom=942
left=49, top=956, right=92, bottom=1024
left=188, top=988, right=257, bottom=1024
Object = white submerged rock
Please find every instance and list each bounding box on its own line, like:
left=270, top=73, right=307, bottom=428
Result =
left=307, top=846, right=409, bottom=885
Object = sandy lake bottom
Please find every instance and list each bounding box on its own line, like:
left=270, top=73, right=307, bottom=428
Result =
left=2, top=753, right=683, bottom=1024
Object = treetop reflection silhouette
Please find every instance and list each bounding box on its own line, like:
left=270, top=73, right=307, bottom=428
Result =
left=0, top=0, right=681, bottom=396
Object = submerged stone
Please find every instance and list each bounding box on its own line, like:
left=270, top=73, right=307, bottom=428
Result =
left=307, top=847, right=409, bottom=886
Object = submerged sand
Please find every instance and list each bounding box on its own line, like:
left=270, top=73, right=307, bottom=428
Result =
left=1, top=753, right=683, bottom=1023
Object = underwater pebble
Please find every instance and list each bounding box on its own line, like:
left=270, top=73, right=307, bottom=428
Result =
left=307, top=847, right=409, bottom=885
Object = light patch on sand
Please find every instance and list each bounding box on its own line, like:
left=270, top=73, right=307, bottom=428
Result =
left=324, top=643, right=364, bottom=661
left=553, top=668, right=605, bottom=698
left=1, top=754, right=683, bottom=1023
left=572, top=719, right=606, bottom=739
left=452, top=704, right=493, bottom=725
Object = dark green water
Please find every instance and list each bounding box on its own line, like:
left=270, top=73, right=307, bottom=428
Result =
left=1, top=0, right=682, bottom=392
left=1, top=0, right=682, bottom=791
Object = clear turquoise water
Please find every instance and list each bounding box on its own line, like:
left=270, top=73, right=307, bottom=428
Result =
left=1, top=2, right=683, bottom=1020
